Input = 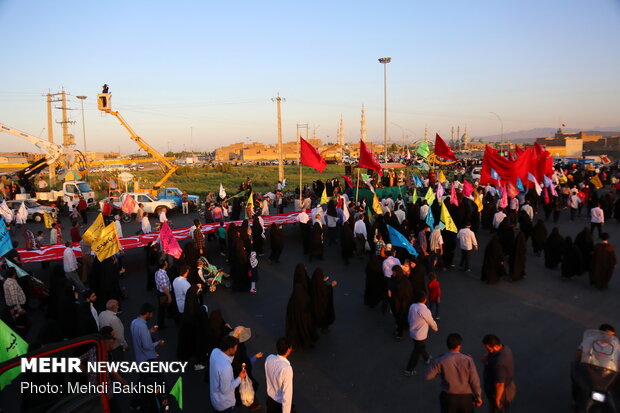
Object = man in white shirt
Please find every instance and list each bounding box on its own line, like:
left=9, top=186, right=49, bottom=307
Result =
left=394, top=205, right=406, bottom=224
left=404, top=291, right=439, bottom=375
left=158, top=207, right=168, bottom=224
left=50, top=223, right=59, bottom=245
left=172, top=266, right=191, bottom=314
left=114, top=215, right=123, bottom=238
left=99, top=299, right=128, bottom=357
left=265, top=337, right=294, bottom=413
left=420, top=201, right=429, bottom=221
left=568, top=190, right=581, bottom=220
left=209, top=336, right=246, bottom=412
left=37, top=177, right=48, bottom=191
left=140, top=212, right=151, bottom=234
left=353, top=214, right=368, bottom=256
left=296, top=209, right=309, bottom=224
left=457, top=224, right=478, bottom=272
left=63, top=241, right=84, bottom=289
left=382, top=246, right=402, bottom=278
left=590, top=202, right=605, bottom=238
left=520, top=201, right=534, bottom=221
left=492, top=207, right=507, bottom=230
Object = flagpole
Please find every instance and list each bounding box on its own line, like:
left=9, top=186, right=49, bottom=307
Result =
left=355, top=167, right=360, bottom=204
left=299, top=163, right=302, bottom=204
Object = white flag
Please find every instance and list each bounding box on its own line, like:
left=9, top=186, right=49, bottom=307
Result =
left=219, top=183, right=226, bottom=199
left=0, top=200, right=14, bottom=223
left=16, top=202, right=28, bottom=224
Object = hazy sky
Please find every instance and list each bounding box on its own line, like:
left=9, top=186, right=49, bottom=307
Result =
left=1, top=0, right=619, bottom=154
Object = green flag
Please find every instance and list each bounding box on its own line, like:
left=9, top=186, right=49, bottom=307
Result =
left=0, top=319, right=28, bottom=390
left=417, top=141, right=430, bottom=158
left=424, top=187, right=436, bottom=205
left=361, top=173, right=370, bottom=182
left=366, top=206, right=373, bottom=226
left=170, top=376, right=183, bottom=409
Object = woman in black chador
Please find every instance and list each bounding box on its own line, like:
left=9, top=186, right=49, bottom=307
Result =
left=285, top=271, right=317, bottom=349
left=544, top=227, right=564, bottom=269
left=308, top=221, right=324, bottom=260
left=531, top=219, right=547, bottom=256
left=293, top=263, right=311, bottom=292
left=364, top=255, right=385, bottom=308
left=176, top=284, right=205, bottom=363
left=561, top=236, right=583, bottom=279
left=340, top=220, right=355, bottom=264
left=574, top=227, right=593, bottom=272
left=269, top=223, right=284, bottom=263
left=309, top=268, right=337, bottom=332
left=509, top=231, right=527, bottom=281
left=251, top=215, right=264, bottom=255
left=230, top=237, right=250, bottom=291
left=389, top=266, right=414, bottom=340
left=481, top=234, right=506, bottom=284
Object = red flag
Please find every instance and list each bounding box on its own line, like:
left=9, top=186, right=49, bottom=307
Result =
left=480, top=145, right=534, bottom=185
left=450, top=182, right=459, bottom=206
left=500, top=184, right=508, bottom=208
left=462, top=180, right=474, bottom=197
left=514, top=144, right=524, bottom=156
left=506, top=182, right=519, bottom=199
left=358, top=140, right=383, bottom=176
left=300, top=137, right=326, bottom=173
left=121, top=194, right=137, bottom=214
left=543, top=186, right=550, bottom=204
left=434, top=133, right=457, bottom=161
left=340, top=175, right=353, bottom=188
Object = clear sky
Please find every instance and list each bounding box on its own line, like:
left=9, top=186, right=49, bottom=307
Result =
left=1, top=0, right=619, bottom=154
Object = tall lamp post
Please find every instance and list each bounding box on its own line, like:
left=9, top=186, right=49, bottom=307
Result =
left=490, top=111, right=504, bottom=144
left=76, top=95, right=88, bottom=159
left=378, top=57, right=391, bottom=162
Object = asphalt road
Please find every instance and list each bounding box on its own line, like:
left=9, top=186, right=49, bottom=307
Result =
left=2, top=203, right=619, bottom=413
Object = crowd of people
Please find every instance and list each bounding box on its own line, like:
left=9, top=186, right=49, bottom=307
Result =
left=1, top=158, right=619, bottom=412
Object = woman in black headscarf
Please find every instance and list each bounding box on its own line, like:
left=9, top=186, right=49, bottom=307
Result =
left=325, top=201, right=339, bottom=246
left=409, top=259, right=427, bottom=298
left=145, top=241, right=160, bottom=291
left=208, top=309, right=232, bottom=353
left=308, top=221, right=324, bottom=260
left=231, top=237, right=250, bottom=291
left=497, top=220, right=515, bottom=259
left=574, top=227, right=593, bottom=272
left=364, top=255, right=385, bottom=308
left=389, top=266, right=414, bottom=340
left=231, top=197, right=242, bottom=221
left=517, top=209, right=533, bottom=240
left=341, top=220, right=355, bottom=264
left=509, top=231, right=527, bottom=281
left=269, top=223, right=284, bottom=263
left=531, top=219, right=547, bottom=256
left=47, top=265, right=78, bottom=339
left=481, top=234, right=506, bottom=284
left=561, top=236, right=583, bottom=279
left=441, top=230, right=457, bottom=270
left=309, top=268, right=336, bottom=332
left=544, top=227, right=564, bottom=269
left=182, top=242, right=201, bottom=285
left=240, top=219, right=252, bottom=252
left=293, top=263, right=311, bottom=292
left=251, top=215, right=264, bottom=255
left=177, top=284, right=204, bottom=363
left=285, top=283, right=317, bottom=349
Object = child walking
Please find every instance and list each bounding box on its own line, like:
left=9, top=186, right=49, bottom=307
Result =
left=249, top=250, right=259, bottom=294
left=427, top=272, right=441, bottom=320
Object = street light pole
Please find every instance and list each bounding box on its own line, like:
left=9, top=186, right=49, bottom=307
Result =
left=76, top=95, right=88, bottom=158
left=490, top=111, right=504, bottom=144
left=378, top=57, right=391, bottom=162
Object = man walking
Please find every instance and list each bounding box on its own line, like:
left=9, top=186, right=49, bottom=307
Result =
left=99, top=299, right=128, bottom=361
left=405, top=291, right=439, bottom=375
left=425, top=333, right=483, bottom=413
left=209, top=335, right=247, bottom=412
left=154, top=260, right=173, bottom=328
left=63, top=241, right=84, bottom=289
left=481, top=334, right=515, bottom=413
left=457, top=223, right=478, bottom=272
left=590, top=202, right=604, bottom=238
left=265, top=337, right=294, bottom=413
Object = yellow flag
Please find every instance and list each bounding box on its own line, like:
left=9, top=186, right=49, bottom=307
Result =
left=440, top=202, right=458, bottom=233
left=438, top=170, right=447, bottom=183
left=246, top=192, right=254, bottom=207
left=91, top=222, right=121, bottom=262
left=590, top=174, right=603, bottom=189
left=424, top=187, right=436, bottom=205
left=320, top=187, right=328, bottom=205
left=473, top=188, right=483, bottom=212
left=412, top=188, right=418, bottom=204
left=82, top=213, right=105, bottom=245
left=43, top=212, right=53, bottom=229
left=372, top=194, right=383, bottom=215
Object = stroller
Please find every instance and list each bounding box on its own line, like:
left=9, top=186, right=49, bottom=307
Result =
left=197, top=256, right=231, bottom=292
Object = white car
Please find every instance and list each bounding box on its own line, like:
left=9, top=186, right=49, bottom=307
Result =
left=471, top=166, right=482, bottom=181
left=6, top=199, right=56, bottom=223
left=114, top=192, right=176, bottom=215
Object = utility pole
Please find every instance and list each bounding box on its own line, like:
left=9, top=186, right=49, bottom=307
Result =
left=360, top=104, right=367, bottom=142
left=378, top=57, right=391, bottom=161
left=57, top=90, right=76, bottom=149
left=424, top=127, right=428, bottom=143
left=46, top=93, right=56, bottom=184
left=272, top=95, right=285, bottom=182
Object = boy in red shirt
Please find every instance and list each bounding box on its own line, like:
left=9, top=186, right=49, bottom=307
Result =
left=427, top=272, right=441, bottom=320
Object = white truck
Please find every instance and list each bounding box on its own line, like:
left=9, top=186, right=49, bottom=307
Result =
left=112, top=192, right=177, bottom=216
left=15, top=181, right=96, bottom=207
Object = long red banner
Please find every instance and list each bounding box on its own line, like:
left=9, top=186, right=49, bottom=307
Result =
left=17, top=211, right=301, bottom=263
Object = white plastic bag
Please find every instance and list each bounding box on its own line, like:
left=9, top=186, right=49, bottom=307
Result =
left=239, top=364, right=254, bottom=407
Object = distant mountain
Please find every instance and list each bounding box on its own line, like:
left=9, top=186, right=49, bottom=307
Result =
left=477, top=127, right=620, bottom=144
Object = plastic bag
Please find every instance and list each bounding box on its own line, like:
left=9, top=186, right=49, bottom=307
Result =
left=239, top=364, right=254, bottom=407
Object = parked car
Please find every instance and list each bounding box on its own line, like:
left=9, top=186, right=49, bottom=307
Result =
left=471, top=166, right=482, bottom=181
left=6, top=199, right=56, bottom=223
left=113, top=192, right=176, bottom=215
left=157, top=187, right=200, bottom=209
